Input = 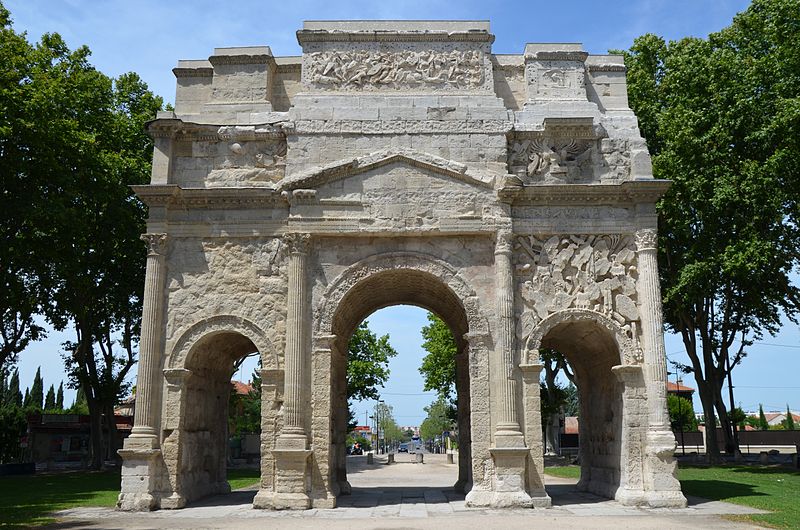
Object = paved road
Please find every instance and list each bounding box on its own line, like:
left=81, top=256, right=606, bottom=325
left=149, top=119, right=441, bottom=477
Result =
left=52, top=453, right=765, bottom=529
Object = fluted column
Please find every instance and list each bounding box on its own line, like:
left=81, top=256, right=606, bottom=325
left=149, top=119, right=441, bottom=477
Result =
left=279, top=233, right=311, bottom=445
left=130, top=233, right=168, bottom=442
left=635, top=228, right=669, bottom=431
left=495, top=231, right=523, bottom=439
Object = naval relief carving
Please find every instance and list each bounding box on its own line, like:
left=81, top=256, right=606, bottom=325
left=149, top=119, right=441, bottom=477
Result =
left=515, top=234, right=643, bottom=363
left=305, top=50, right=484, bottom=90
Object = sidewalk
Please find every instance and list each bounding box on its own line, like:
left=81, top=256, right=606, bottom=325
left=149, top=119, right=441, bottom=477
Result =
left=52, top=454, right=765, bottom=529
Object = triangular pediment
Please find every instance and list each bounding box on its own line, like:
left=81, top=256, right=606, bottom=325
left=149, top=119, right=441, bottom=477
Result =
left=276, top=148, right=496, bottom=192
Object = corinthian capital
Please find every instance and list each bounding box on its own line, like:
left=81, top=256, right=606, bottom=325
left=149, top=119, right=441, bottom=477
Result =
left=635, top=228, right=658, bottom=252
left=283, top=232, right=311, bottom=255
left=141, top=233, right=168, bottom=257
left=495, top=230, right=514, bottom=255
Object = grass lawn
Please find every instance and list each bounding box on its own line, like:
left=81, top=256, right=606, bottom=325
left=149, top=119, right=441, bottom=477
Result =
left=227, top=468, right=260, bottom=490
left=543, top=464, right=800, bottom=528
left=0, top=467, right=261, bottom=528
left=0, top=470, right=120, bottom=528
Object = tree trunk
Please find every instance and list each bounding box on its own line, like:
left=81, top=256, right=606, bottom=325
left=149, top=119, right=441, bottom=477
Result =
left=694, top=377, right=722, bottom=464
left=713, top=392, right=736, bottom=456
left=104, top=403, right=118, bottom=462
left=86, top=397, right=104, bottom=470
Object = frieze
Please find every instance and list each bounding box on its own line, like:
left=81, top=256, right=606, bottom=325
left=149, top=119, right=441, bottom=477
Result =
left=304, top=50, right=484, bottom=91
left=288, top=119, right=512, bottom=135
left=515, top=233, right=643, bottom=363
left=508, top=137, right=594, bottom=183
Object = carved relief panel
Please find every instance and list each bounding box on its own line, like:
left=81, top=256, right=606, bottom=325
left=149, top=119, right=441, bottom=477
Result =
left=507, top=118, right=602, bottom=183
left=514, top=233, right=643, bottom=363
left=300, top=42, right=493, bottom=92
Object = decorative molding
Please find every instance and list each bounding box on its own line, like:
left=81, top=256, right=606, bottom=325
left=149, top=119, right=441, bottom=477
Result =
left=296, top=30, right=494, bottom=44
left=167, top=315, right=280, bottom=371
left=287, top=119, right=511, bottom=135
left=283, top=232, right=311, bottom=255
left=315, top=251, right=490, bottom=336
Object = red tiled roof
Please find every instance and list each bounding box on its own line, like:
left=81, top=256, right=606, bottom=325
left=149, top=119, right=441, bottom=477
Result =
left=666, top=381, right=695, bottom=393
left=232, top=381, right=253, bottom=395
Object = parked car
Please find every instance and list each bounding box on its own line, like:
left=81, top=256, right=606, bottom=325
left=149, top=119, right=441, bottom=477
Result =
left=398, top=443, right=408, bottom=453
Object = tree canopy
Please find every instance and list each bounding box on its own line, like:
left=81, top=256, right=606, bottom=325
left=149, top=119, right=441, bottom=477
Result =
left=347, top=321, right=398, bottom=402
left=0, top=3, right=163, bottom=467
left=621, top=0, right=800, bottom=461
left=418, top=313, right=457, bottom=401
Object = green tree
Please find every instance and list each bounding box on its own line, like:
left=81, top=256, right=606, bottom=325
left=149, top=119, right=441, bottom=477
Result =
left=540, top=349, right=574, bottom=452
left=229, top=370, right=261, bottom=436
left=758, top=404, right=769, bottom=431
left=55, top=382, right=64, bottom=410
left=418, top=313, right=457, bottom=401
left=375, top=402, right=403, bottom=448
left=563, top=382, right=579, bottom=417
left=0, top=3, right=163, bottom=467
left=3, top=369, right=21, bottom=407
left=783, top=405, right=796, bottom=431
left=0, top=4, right=52, bottom=371
left=621, top=0, right=800, bottom=462
left=347, top=320, right=398, bottom=408
left=28, top=367, right=43, bottom=411
left=667, top=395, right=698, bottom=432
left=67, top=385, right=89, bottom=415
left=44, top=384, right=56, bottom=411
left=419, top=396, right=453, bottom=442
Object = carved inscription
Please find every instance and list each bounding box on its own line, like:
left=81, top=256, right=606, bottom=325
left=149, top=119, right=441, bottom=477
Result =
left=515, top=234, right=643, bottom=362
left=305, top=50, right=484, bottom=90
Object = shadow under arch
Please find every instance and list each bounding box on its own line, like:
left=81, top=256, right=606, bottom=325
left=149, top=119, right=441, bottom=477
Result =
left=316, top=251, right=489, bottom=498
left=526, top=309, right=640, bottom=503
left=159, top=315, right=280, bottom=508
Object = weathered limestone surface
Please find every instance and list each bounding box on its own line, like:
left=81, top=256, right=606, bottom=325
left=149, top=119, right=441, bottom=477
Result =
left=120, top=20, right=685, bottom=512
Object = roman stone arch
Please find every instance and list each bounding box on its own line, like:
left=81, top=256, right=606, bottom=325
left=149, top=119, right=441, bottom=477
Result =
left=310, top=251, right=490, bottom=501
left=156, top=316, right=282, bottom=509
left=524, top=308, right=638, bottom=366
left=167, top=315, right=280, bottom=371
left=119, top=20, right=687, bottom=513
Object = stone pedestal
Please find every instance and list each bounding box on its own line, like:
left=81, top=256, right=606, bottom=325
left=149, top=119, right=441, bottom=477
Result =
left=117, top=439, right=163, bottom=511
left=254, top=449, right=312, bottom=509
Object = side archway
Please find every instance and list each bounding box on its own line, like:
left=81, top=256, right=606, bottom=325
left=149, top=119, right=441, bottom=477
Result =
left=159, top=315, right=280, bottom=507
left=524, top=308, right=643, bottom=501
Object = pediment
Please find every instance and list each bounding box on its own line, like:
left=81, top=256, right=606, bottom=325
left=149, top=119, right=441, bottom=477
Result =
left=276, top=148, right=496, bottom=193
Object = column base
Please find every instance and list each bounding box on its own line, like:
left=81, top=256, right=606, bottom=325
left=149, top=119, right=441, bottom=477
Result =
left=266, top=448, right=312, bottom=510
left=160, top=493, right=187, bottom=510
left=117, top=441, right=163, bottom=512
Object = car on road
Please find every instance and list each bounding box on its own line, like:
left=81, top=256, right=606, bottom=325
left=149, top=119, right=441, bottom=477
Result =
left=398, top=443, right=408, bottom=453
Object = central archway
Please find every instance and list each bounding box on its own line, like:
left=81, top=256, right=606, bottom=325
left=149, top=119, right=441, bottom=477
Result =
left=315, top=251, right=490, bottom=499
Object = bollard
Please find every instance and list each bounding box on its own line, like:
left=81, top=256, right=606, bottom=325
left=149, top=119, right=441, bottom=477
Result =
left=367, top=453, right=374, bottom=464
left=416, top=452, right=424, bottom=463
left=388, top=453, right=394, bottom=464
left=446, top=453, right=454, bottom=464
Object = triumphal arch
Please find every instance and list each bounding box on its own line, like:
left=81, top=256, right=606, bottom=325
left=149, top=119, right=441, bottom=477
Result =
left=118, top=20, right=686, bottom=511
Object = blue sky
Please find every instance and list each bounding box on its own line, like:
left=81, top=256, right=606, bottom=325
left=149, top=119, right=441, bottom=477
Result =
left=8, top=0, right=799, bottom=425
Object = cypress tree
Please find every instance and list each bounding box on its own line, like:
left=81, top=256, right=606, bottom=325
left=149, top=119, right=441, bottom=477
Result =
left=8, top=370, right=22, bottom=407
left=23, top=388, right=30, bottom=408
left=758, top=404, right=769, bottom=431
left=30, top=367, right=44, bottom=411
left=56, top=382, right=64, bottom=410
left=45, top=384, right=56, bottom=410
left=786, top=405, right=796, bottom=431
